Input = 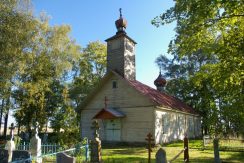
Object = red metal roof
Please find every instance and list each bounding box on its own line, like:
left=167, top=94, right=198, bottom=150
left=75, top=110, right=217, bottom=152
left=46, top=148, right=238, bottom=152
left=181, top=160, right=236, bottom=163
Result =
left=80, top=71, right=198, bottom=115
left=126, top=79, right=198, bottom=115
left=93, top=108, right=125, bottom=119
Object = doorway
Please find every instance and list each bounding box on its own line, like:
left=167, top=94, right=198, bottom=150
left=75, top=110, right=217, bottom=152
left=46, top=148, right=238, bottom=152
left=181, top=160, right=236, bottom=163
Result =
left=105, top=119, right=121, bottom=141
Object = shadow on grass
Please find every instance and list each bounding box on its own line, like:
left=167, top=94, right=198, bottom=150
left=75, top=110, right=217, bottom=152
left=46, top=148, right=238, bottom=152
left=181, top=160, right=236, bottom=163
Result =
left=104, top=147, right=147, bottom=155
left=221, top=151, right=244, bottom=163
left=103, top=157, right=150, bottom=163
left=188, top=150, right=244, bottom=163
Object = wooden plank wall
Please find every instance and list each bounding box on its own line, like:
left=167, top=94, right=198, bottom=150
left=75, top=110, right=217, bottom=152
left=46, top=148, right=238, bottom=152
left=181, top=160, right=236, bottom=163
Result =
left=80, top=74, right=154, bottom=142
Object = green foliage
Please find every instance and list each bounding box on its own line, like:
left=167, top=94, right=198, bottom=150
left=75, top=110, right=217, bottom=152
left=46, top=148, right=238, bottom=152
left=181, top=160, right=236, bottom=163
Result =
left=14, top=136, right=22, bottom=146
left=0, top=0, right=35, bottom=87
left=0, top=0, right=36, bottom=138
left=12, top=15, right=81, bottom=131
left=0, top=0, right=83, bottom=142
left=153, top=0, right=244, bottom=136
left=69, top=41, right=107, bottom=109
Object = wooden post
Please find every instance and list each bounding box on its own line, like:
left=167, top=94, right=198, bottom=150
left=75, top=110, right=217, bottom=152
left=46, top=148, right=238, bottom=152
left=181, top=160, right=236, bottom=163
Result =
left=184, top=134, right=189, bottom=162
left=145, top=133, right=154, bottom=163
left=90, top=120, right=102, bottom=163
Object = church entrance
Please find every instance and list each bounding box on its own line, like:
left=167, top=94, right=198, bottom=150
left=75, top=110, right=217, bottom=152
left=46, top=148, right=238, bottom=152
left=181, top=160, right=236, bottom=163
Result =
left=105, top=119, right=121, bottom=141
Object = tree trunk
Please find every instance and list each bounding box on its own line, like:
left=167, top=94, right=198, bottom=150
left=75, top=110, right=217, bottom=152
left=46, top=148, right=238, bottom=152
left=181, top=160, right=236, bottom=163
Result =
left=17, top=123, right=20, bottom=136
left=3, top=97, right=10, bottom=140
left=0, top=99, right=4, bottom=136
left=3, top=111, right=9, bottom=140
left=45, top=121, right=48, bottom=133
left=213, top=138, right=221, bottom=163
left=204, top=126, right=208, bottom=135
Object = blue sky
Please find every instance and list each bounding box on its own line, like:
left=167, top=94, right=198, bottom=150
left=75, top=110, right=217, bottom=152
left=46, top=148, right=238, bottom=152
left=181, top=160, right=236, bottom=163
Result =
left=32, top=0, right=176, bottom=88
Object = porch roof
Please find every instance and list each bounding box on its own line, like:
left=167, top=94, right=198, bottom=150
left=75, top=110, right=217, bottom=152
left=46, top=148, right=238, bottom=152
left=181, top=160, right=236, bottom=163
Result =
left=93, top=108, right=125, bottom=119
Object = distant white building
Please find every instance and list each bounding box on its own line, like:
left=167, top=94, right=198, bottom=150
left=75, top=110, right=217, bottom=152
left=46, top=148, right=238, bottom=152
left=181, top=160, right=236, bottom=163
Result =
left=80, top=11, right=201, bottom=144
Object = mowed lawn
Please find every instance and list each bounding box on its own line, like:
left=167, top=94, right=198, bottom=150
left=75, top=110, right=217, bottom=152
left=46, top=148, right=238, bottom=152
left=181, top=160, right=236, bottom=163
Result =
left=101, top=140, right=244, bottom=163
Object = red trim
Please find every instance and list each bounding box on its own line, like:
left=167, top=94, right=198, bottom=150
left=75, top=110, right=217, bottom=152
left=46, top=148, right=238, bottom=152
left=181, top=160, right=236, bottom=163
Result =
left=93, top=109, right=119, bottom=119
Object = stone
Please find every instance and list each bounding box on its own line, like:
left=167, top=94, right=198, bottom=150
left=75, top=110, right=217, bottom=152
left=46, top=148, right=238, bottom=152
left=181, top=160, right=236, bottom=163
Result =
left=0, top=149, right=8, bottom=163
left=30, top=123, right=42, bottom=163
left=5, top=140, right=15, bottom=162
left=56, top=152, right=75, bottom=163
left=155, top=148, right=167, bottom=163
left=203, top=135, right=211, bottom=146
left=12, top=150, right=31, bottom=163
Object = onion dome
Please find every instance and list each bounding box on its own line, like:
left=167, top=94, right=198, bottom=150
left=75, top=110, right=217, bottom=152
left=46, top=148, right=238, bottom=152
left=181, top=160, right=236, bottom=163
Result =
left=154, top=71, right=166, bottom=90
left=115, top=8, right=127, bottom=34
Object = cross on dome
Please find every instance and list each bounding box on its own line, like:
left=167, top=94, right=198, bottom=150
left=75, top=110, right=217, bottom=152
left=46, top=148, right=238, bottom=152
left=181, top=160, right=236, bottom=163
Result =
left=115, top=8, right=127, bottom=34
left=119, top=8, right=122, bottom=18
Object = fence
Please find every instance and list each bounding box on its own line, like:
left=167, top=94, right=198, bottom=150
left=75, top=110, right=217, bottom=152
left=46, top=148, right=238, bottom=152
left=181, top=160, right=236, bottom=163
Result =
left=0, top=140, right=89, bottom=162
left=39, top=143, right=89, bottom=162
left=203, top=136, right=244, bottom=151
left=16, top=142, right=64, bottom=155
left=147, top=133, right=189, bottom=163
left=168, top=136, right=189, bottom=163
left=9, top=144, right=89, bottom=163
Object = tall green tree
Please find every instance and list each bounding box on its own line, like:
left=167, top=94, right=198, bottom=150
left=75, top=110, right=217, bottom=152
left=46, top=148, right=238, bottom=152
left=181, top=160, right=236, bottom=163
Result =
left=0, top=0, right=36, bottom=138
left=155, top=53, right=217, bottom=135
left=13, top=16, right=80, bottom=132
left=152, top=1, right=244, bottom=137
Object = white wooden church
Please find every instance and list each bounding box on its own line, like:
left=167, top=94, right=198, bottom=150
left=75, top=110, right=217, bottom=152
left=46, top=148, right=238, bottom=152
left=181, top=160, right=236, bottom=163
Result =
left=80, top=11, right=201, bottom=144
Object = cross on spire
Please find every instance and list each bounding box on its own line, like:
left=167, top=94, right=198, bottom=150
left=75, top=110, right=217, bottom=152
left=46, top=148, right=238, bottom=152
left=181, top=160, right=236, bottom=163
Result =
left=159, top=65, right=162, bottom=75
left=119, top=8, right=122, bottom=18
left=9, top=123, right=15, bottom=140
left=104, top=96, right=109, bottom=109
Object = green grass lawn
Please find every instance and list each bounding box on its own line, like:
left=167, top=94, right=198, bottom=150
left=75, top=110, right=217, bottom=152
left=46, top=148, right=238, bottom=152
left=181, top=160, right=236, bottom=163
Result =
left=100, top=140, right=244, bottom=163
left=42, top=140, right=244, bottom=163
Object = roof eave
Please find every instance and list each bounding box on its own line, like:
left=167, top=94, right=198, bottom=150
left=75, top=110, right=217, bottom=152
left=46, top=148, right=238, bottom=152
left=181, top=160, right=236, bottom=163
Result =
left=105, top=33, right=137, bottom=44
left=155, top=106, right=200, bottom=116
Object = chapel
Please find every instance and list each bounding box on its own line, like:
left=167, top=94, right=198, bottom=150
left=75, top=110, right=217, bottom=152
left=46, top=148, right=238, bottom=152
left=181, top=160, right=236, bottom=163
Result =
left=80, top=10, right=201, bottom=144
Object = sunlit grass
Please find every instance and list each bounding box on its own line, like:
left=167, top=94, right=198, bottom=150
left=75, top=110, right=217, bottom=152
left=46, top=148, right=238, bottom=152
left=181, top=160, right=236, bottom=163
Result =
left=41, top=140, right=244, bottom=163
left=101, top=140, right=244, bottom=163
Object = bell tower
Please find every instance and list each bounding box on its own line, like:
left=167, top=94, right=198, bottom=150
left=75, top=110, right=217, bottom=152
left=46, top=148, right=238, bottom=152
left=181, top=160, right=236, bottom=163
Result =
left=105, top=8, right=136, bottom=80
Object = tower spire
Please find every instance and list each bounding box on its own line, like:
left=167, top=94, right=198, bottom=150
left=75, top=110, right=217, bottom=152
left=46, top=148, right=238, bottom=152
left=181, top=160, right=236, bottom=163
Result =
left=106, top=9, right=136, bottom=80
left=115, top=8, right=127, bottom=34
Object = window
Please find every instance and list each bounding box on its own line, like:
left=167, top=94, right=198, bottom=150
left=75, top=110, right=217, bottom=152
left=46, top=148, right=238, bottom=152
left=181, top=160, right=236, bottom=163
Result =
left=112, top=80, right=118, bottom=88
left=189, top=117, right=193, bottom=133
left=162, top=114, right=168, bottom=134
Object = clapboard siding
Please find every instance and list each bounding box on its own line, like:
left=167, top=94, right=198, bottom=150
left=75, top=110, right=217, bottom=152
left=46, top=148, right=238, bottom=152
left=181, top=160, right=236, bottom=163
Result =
left=84, top=76, right=153, bottom=109
left=81, top=74, right=154, bottom=142
left=154, top=108, right=201, bottom=144
left=120, top=107, right=154, bottom=142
